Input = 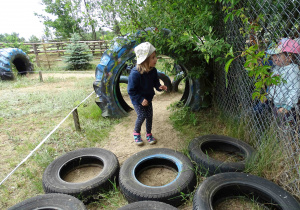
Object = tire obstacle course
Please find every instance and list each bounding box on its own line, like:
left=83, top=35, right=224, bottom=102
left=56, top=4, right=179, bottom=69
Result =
left=93, top=29, right=212, bottom=118
left=9, top=136, right=300, bottom=209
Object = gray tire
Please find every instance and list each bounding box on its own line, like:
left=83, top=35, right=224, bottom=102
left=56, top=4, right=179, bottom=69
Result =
left=118, top=200, right=178, bottom=210
left=8, top=193, right=86, bottom=210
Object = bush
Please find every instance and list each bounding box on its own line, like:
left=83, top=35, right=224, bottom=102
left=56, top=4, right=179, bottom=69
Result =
left=64, top=33, right=93, bottom=70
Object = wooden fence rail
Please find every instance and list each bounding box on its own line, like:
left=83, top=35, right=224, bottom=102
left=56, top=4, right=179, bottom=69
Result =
left=0, top=40, right=109, bottom=67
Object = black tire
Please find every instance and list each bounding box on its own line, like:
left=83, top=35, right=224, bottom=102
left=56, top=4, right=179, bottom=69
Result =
left=172, top=71, right=185, bottom=92
left=193, top=172, right=300, bottom=210
left=0, top=48, right=33, bottom=80
left=188, top=135, right=255, bottom=175
left=118, top=200, right=178, bottom=210
left=119, top=75, right=129, bottom=84
left=8, top=193, right=86, bottom=210
left=119, top=148, right=196, bottom=207
left=157, top=70, right=172, bottom=93
left=42, top=148, right=119, bottom=202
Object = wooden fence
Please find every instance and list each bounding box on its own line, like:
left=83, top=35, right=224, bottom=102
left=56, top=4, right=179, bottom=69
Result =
left=0, top=41, right=109, bottom=67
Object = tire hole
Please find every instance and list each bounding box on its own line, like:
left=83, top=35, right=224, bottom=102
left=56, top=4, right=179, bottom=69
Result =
left=134, top=157, right=179, bottom=186
left=205, top=150, right=244, bottom=162
left=60, top=156, right=104, bottom=183
left=63, top=165, right=103, bottom=183
left=215, top=197, right=267, bottom=210
left=202, top=142, right=245, bottom=162
left=137, top=167, right=178, bottom=186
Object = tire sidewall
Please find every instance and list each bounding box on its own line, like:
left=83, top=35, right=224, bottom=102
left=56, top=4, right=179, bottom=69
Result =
left=43, top=148, right=119, bottom=196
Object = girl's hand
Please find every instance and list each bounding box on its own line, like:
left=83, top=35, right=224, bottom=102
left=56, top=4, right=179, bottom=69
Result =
left=159, top=85, right=167, bottom=91
left=142, top=99, right=149, bottom=106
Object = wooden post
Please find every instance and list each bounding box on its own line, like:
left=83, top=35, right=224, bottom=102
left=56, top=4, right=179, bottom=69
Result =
left=56, top=43, right=61, bottom=57
left=42, top=40, right=51, bottom=69
left=33, top=44, right=41, bottom=67
left=39, top=71, right=43, bottom=82
left=72, top=108, right=81, bottom=132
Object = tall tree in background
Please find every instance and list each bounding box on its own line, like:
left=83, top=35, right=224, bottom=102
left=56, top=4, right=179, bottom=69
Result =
left=35, top=0, right=122, bottom=40
left=82, top=0, right=97, bottom=40
left=36, top=0, right=85, bottom=39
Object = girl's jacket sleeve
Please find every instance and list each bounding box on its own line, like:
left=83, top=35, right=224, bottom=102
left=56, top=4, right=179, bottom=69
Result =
left=127, top=71, right=144, bottom=104
left=153, top=68, right=162, bottom=91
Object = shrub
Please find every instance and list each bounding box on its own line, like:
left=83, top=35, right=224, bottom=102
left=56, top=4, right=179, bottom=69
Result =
left=64, top=33, right=93, bottom=70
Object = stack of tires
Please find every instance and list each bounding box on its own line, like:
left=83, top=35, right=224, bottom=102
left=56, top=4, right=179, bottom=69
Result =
left=8, top=136, right=300, bottom=209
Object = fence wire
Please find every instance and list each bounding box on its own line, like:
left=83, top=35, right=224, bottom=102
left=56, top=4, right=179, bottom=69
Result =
left=214, top=0, right=300, bottom=198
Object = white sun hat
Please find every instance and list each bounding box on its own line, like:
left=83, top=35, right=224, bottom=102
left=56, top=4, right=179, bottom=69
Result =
left=134, top=42, right=156, bottom=64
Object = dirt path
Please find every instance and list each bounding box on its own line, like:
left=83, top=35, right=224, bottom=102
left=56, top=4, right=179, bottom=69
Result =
left=97, top=91, right=184, bottom=165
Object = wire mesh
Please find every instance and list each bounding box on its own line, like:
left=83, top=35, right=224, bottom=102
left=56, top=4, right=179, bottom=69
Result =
left=214, top=0, right=300, bottom=198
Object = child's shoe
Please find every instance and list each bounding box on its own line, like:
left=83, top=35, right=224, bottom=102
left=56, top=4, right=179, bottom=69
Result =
left=146, top=133, right=157, bottom=144
left=133, top=133, right=144, bottom=146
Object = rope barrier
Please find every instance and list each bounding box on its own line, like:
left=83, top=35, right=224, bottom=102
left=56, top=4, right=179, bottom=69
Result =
left=0, top=91, right=95, bottom=186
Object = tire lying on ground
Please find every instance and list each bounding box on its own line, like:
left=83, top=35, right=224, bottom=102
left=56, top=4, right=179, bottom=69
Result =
left=119, top=148, right=196, bottom=207
left=8, top=193, right=86, bottom=210
left=188, top=135, right=255, bottom=175
left=193, top=172, right=300, bottom=210
left=0, top=48, right=33, bottom=80
left=42, top=148, right=119, bottom=203
left=118, top=200, right=178, bottom=210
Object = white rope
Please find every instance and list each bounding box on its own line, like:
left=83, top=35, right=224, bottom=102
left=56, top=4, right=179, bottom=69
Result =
left=0, top=91, right=95, bottom=186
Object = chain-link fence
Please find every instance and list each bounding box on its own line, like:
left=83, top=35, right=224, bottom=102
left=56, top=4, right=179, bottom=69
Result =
left=214, top=0, right=300, bottom=198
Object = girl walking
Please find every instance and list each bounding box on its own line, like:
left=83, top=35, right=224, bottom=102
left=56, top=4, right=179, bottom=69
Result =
left=127, top=42, right=167, bottom=145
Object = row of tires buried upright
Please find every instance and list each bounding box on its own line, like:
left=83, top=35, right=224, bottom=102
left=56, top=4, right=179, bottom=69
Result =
left=93, top=29, right=211, bottom=118
left=9, top=135, right=300, bottom=209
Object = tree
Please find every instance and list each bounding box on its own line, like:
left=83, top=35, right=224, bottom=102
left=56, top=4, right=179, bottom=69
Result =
left=64, top=33, right=93, bottom=70
left=29, top=35, right=40, bottom=43
left=101, top=0, right=228, bottom=75
left=35, top=0, right=84, bottom=39
left=0, top=33, right=29, bottom=53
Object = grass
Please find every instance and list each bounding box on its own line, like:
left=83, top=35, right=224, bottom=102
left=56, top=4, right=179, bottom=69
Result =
left=0, top=69, right=121, bottom=209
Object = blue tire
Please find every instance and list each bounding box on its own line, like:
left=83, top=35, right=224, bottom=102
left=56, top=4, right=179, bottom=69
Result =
left=0, top=48, right=33, bottom=80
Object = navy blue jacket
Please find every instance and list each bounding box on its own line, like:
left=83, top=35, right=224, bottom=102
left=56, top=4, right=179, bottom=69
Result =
left=127, top=67, right=162, bottom=105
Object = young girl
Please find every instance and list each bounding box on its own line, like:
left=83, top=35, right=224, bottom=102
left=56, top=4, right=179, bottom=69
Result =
left=127, top=42, right=167, bottom=145
left=266, top=38, right=300, bottom=122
